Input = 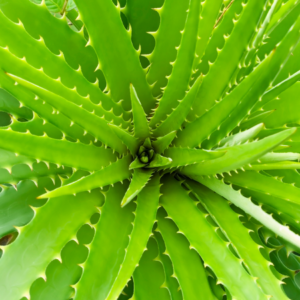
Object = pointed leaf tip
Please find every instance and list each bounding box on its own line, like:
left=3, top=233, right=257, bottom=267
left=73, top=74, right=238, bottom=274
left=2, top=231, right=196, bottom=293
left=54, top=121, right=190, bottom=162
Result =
left=121, top=169, right=154, bottom=207
left=108, top=123, right=139, bottom=155
left=152, top=131, right=177, bottom=154
left=130, top=84, right=150, bottom=139
left=146, top=154, right=172, bottom=169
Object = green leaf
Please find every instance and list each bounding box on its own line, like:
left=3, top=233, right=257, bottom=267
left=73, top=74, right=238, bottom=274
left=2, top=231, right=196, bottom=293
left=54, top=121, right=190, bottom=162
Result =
left=146, top=0, right=190, bottom=97
left=74, top=0, right=155, bottom=113
left=174, top=52, right=274, bottom=148
left=129, top=154, right=172, bottom=170
left=261, top=83, right=300, bottom=129
left=0, top=128, right=117, bottom=171
left=0, top=13, right=127, bottom=123
left=244, top=161, right=300, bottom=171
left=163, top=147, right=226, bottom=169
left=0, top=177, right=59, bottom=239
left=217, top=123, right=265, bottom=148
left=191, top=0, right=224, bottom=72
left=123, top=0, right=162, bottom=68
left=0, top=161, right=70, bottom=185
left=234, top=0, right=282, bottom=86
left=29, top=238, right=88, bottom=300
left=152, top=75, right=202, bottom=137
left=258, top=0, right=300, bottom=72
left=193, top=175, right=300, bottom=252
left=194, top=0, right=244, bottom=81
left=0, top=189, right=102, bottom=300
left=39, top=155, right=132, bottom=199
left=181, top=128, right=296, bottom=176
left=239, top=110, right=275, bottom=132
left=202, top=16, right=300, bottom=149
left=0, top=71, right=92, bottom=143
left=109, top=124, right=140, bottom=156
left=149, top=0, right=201, bottom=127
left=8, top=74, right=127, bottom=154
left=154, top=233, right=183, bottom=300
left=146, top=154, right=172, bottom=169
left=152, top=131, right=177, bottom=154
left=121, top=168, right=154, bottom=207
left=31, top=0, right=77, bottom=13
left=130, top=84, right=149, bottom=140
left=0, top=0, right=106, bottom=88
left=223, top=170, right=300, bottom=207
left=0, top=149, right=35, bottom=168
left=187, top=180, right=289, bottom=300
left=252, top=70, right=300, bottom=112
left=132, top=237, right=171, bottom=300
left=238, top=187, right=300, bottom=234
left=160, top=176, right=267, bottom=300
left=107, top=174, right=160, bottom=299
left=157, top=208, right=215, bottom=300
left=73, top=183, right=135, bottom=300
left=7, top=113, right=65, bottom=141
left=0, top=88, right=31, bottom=119
left=189, top=0, right=271, bottom=120
left=129, top=158, right=145, bottom=170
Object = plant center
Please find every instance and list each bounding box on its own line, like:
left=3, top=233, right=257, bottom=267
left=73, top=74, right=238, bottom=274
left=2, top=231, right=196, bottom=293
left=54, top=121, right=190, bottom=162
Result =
left=137, top=145, right=155, bottom=164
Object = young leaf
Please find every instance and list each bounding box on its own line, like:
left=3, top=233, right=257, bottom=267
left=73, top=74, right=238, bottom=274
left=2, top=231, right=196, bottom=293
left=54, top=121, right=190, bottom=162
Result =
left=74, top=183, right=135, bottom=300
left=121, top=168, right=154, bottom=207
left=152, top=131, right=177, bottom=154
left=39, top=155, right=132, bottom=199
left=107, top=174, right=160, bottom=299
left=0, top=128, right=117, bottom=171
left=181, top=128, right=296, bottom=176
left=130, top=84, right=149, bottom=140
left=152, top=75, right=202, bottom=137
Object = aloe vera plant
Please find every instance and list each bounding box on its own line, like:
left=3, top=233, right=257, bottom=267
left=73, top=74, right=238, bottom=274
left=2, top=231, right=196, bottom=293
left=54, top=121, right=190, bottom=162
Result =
left=1, top=0, right=300, bottom=299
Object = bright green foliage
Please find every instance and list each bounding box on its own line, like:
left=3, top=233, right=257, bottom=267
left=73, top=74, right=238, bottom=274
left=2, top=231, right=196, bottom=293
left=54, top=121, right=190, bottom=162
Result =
left=0, top=0, right=300, bottom=299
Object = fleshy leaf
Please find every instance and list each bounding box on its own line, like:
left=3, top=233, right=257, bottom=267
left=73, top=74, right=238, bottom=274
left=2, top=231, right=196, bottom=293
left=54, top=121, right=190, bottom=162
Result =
left=132, top=237, right=171, bottom=300
left=145, top=154, right=172, bottom=169
left=187, top=180, right=289, bottom=300
left=146, top=0, right=190, bottom=97
left=193, top=176, right=300, bottom=252
left=74, top=183, right=135, bottom=300
left=0, top=190, right=102, bottom=300
left=154, top=232, right=183, bottom=300
left=149, top=0, right=201, bottom=126
left=109, top=124, right=140, bottom=156
left=129, top=158, right=145, bottom=170
left=223, top=170, right=300, bottom=207
left=7, top=73, right=126, bottom=154
left=121, top=168, right=154, bottom=207
left=74, top=0, right=155, bottom=113
left=181, top=128, right=296, bottom=176
left=39, top=155, right=132, bottom=199
left=107, top=174, right=160, bottom=299
left=164, top=147, right=226, bottom=168
left=157, top=208, right=215, bottom=300
left=0, top=128, right=117, bottom=171
left=152, top=75, right=202, bottom=137
left=130, top=84, right=149, bottom=140
left=218, top=123, right=265, bottom=148
left=160, top=176, right=267, bottom=300
left=152, top=131, right=177, bottom=154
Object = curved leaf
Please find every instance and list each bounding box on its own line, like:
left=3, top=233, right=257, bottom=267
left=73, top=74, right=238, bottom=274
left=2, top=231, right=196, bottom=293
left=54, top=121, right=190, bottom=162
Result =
left=107, top=174, right=160, bottom=299
left=39, top=155, right=132, bottom=199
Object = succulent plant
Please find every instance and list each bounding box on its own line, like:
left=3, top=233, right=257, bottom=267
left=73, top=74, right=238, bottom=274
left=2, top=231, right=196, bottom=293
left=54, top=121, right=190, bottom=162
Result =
left=1, top=0, right=300, bottom=299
